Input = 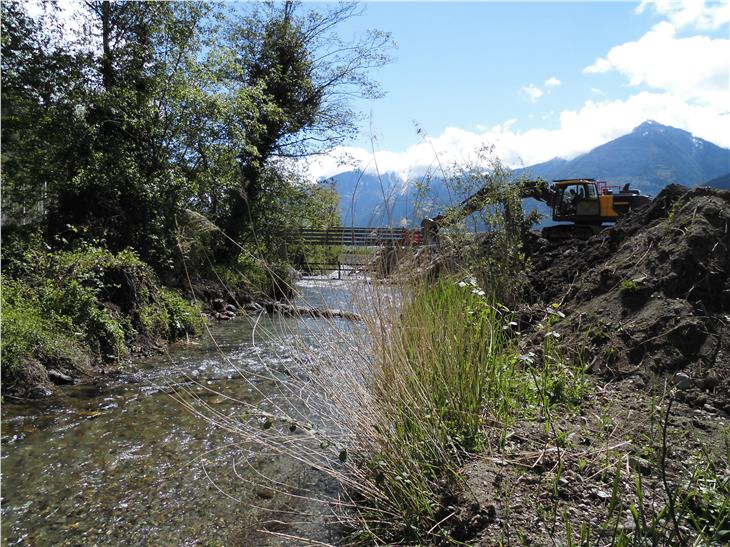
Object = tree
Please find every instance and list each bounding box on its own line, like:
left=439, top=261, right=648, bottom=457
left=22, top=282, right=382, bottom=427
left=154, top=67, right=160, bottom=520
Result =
left=2, top=0, right=391, bottom=277
left=212, top=1, right=393, bottom=259
left=1, top=1, right=88, bottom=227
left=44, top=1, right=214, bottom=270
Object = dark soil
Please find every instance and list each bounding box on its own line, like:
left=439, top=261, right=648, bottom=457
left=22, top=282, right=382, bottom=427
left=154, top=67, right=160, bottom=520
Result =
left=457, top=185, right=730, bottom=545
left=525, top=185, right=730, bottom=413
left=462, top=380, right=729, bottom=545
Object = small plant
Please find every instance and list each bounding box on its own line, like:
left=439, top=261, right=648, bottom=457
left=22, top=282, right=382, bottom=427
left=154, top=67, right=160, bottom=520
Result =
left=619, top=278, right=643, bottom=294
left=602, top=344, right=620, bottom=364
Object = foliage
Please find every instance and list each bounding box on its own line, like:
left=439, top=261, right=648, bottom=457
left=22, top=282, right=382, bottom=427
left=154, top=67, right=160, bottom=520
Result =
left=0, top=234, right=204, bottom=394
left=0, top=278, right=87, bottom=376
left=619, top=278, right=643, bottom=294
left=1, top=0, right=390, bottom=269
left=433, top=152, right=537, bottom=305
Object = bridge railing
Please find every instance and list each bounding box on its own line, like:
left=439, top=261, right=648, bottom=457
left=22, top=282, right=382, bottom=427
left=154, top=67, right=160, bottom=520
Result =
left=295, top=227, right=423, bottom=247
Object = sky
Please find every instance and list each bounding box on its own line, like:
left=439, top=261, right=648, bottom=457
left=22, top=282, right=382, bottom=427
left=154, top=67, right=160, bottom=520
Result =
left=306, top=0, right=730, bottom=181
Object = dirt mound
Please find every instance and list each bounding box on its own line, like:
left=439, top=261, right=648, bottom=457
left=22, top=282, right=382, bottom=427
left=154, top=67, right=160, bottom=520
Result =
left=526, top=185, right=730, bottom=412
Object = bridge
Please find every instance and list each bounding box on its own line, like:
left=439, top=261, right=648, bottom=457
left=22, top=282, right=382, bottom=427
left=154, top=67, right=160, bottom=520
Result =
left=295, top=227, right=423, bottom=247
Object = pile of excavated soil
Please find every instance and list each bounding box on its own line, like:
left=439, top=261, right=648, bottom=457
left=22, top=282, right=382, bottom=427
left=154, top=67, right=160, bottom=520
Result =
left=525, top=184, right=730, bottom=413
left=451, top=186, right=730, bottom=545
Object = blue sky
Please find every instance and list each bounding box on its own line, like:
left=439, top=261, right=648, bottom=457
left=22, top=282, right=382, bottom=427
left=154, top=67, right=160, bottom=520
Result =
left=28, top=0, right=729, bottom=180
left=308, top=0, right=730, bottom=180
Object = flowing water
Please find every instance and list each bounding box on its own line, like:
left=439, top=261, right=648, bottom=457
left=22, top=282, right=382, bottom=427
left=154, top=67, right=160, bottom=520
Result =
left=1, top=277, right=359, bottom=546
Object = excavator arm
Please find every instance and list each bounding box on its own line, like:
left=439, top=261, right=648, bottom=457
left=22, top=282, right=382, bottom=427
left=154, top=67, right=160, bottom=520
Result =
left=421, top=178, right=555, bottom=242
left=515, top=179, right=557, bottom=207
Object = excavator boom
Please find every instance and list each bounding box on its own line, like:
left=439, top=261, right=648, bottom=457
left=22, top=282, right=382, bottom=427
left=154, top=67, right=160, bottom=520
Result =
left=421, top=176, right=650, bottom=243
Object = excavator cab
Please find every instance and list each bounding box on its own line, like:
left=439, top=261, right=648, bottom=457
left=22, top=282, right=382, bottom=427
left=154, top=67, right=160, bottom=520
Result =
left=545, top=178, right=651, bottom=239
left=553, top=179, right=601, bottom=223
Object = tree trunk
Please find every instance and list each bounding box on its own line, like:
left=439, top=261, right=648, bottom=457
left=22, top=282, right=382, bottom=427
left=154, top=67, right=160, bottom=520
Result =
left=100, top=1, right=114, bottom=90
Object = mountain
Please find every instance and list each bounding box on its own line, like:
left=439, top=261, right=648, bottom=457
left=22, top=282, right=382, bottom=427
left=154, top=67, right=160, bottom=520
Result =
left=515, top=121, right=730, bottom=196
left=329, top=170, right=451, bottom=227
left=329, top=121, right=730, bottom=226
left=702, top=173, right=730, bottom=190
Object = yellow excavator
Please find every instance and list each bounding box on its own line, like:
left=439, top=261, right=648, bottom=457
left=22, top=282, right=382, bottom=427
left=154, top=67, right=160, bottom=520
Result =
left=421, top=178, right=651, bottom=242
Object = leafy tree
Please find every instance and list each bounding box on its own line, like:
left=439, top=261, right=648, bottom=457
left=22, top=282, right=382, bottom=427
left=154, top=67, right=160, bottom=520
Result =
left=212, top=1, right=392, bottom=259
left=2, top=0, right=390, bottom=277
left=1, top=1, right=89, bottom=227
left=45, top=1, right=215, bottom=270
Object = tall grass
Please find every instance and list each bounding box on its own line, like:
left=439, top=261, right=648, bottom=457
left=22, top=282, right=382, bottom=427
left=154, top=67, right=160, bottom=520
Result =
left=174, top=245, right=539, bottom=543
left=347, top=276, right=515, bottom=541
left=171, top=174, right=562, bottom=543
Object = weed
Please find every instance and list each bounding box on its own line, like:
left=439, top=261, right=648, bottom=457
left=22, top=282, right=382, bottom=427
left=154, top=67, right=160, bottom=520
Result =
left=619, top=278, right=643, bottom=294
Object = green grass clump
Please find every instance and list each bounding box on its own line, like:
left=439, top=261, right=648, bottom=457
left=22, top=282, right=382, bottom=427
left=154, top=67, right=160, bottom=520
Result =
left=355, top=280, right=512, bottom=541
left=1, top=237, right=205, bottom=395
left=345, top=277, right=591, bottom=543
left=619, top=278, right=643, bottom=294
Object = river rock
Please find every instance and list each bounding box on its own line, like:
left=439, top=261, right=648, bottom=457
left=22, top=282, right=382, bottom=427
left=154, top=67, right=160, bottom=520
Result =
left=28, top=384, right=54, bottom=398
left=265, top=302, right=361, bottom=321
left=674, top=372, right=692, bottom=390
left=244, top=302, right=265, bottom=313
left=47, top=369, right=74, bottom=385
left=702, top=370, right=720, bottom=390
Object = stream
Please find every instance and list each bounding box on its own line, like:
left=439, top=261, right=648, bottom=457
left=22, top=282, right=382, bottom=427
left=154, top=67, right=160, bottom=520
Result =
left=1, top=277, right=359, bottom=546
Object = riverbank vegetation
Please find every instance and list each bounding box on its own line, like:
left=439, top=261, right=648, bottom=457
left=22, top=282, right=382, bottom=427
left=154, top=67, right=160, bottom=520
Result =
left=208, top=174, right=728, bottom=544
left=1, top=0, right=391, bottom=397
left=1, top=236, right=204, bottom=398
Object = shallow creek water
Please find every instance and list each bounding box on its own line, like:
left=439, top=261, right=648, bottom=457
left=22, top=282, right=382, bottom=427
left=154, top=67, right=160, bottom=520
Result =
left=1, top=277, right=358, bottom=545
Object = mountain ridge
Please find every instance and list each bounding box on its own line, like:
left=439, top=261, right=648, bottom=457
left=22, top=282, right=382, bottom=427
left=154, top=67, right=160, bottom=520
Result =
left=329, top=121, right=730, bottom=226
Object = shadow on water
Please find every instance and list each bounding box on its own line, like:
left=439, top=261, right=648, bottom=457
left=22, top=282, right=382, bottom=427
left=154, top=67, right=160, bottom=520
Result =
left=1, top=277, right=359, bottom=545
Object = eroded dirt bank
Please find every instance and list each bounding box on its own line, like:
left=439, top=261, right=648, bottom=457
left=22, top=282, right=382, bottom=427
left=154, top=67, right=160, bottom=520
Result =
left=454, top=185, right=730, bottom=545
left=527, top=184, right=729, bottom=413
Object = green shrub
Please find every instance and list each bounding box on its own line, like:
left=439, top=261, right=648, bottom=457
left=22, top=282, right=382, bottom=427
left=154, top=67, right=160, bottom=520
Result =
left=1, top=237, right=206, bottom=395
left=213, top=253, right=269, bottom=298
left=619, top=278, right=643, bottom=294
left=1, top=278, right=88, bottom=377
left=159, top=288, right=205, bottom=338
left=213, top=252, right=293, bottom=300
left=137, top=302, right=171, bottom=338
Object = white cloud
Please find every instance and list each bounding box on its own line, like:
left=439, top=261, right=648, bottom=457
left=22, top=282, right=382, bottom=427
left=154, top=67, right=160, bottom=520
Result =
left=304, top=91, right=730, bottom=181
left=585, top=21, right=730, bottom=108
left=303, top=1, right=730, bottom=184
left=521, top=84, right=544, bottom=102
left=636, top=0, right=730, bottom=31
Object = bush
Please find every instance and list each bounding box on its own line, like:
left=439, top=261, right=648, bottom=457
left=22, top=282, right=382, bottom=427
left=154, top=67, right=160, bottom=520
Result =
left=1, top=236, right=205, bottom=395
left=159, top=287, right=205, bottom=338
left=619, top=278, right=643, bottom=294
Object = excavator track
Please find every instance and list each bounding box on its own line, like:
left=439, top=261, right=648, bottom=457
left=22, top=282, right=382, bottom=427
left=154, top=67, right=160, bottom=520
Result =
left=541, top=224, right=602, bottom=241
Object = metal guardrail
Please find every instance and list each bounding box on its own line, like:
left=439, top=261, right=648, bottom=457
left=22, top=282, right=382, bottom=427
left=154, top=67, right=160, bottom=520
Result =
left=295, top=227, right=422, bottom=246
